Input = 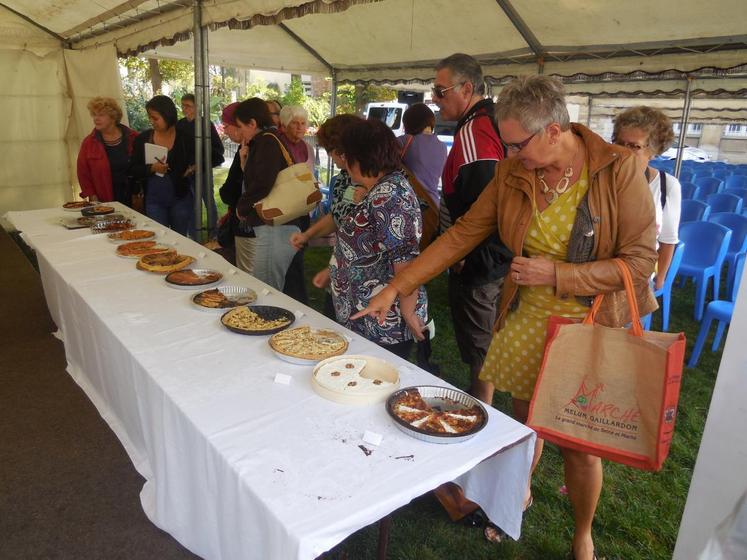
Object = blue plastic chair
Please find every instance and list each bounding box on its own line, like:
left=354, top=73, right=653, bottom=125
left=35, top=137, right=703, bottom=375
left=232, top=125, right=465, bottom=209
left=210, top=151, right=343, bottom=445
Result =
left=712, top=169, right=731, bottom=180
left=694, top=177, right=724, bottom=200
left=706, top=193, right=743, bottom=214
left=677, top=221, right=732, bottom=320
left=688, top=252, right=746, bottom=367
left=724, top=187, right=747, bottom=208
left=708, top=212, right=747, bottom=294
left=681, top=199, right=711, bottom=222
left=726, top=175, right=747, bottom=190
left=642, top=241, right=685, bottom=331
left=680, top=182, right=699, bottom=200
left=678, top=170, right=693, bottom=183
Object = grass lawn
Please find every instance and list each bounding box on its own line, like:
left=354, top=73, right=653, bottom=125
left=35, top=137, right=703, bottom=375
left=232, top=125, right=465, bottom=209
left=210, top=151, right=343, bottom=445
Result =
left=209, top=166, right=720, bottom=558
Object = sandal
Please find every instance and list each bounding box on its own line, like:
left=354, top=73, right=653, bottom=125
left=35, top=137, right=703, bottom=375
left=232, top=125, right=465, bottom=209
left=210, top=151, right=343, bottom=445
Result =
left=484, top=521, right=507, bottom=544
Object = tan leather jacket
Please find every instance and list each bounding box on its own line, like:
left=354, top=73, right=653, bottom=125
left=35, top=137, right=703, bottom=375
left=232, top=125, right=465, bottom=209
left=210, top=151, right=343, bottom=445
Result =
left=393, top=123, right=658, bottom=328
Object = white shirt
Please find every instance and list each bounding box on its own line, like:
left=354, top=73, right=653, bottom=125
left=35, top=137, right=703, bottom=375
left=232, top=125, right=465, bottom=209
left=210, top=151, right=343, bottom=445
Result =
left=649, top=170, right=681, bottom=245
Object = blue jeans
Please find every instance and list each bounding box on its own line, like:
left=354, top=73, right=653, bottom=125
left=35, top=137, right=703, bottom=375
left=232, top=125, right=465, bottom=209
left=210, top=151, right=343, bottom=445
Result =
left=145, top=175, right=194, bottom=237
left=253, top=224, right=299, bottom=290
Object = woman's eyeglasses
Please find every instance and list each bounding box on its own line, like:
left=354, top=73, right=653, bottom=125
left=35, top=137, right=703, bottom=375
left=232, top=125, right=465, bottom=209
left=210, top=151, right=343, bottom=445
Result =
left=614, top=140, right=649, bottom=152
left=505, top=131, right=539, bottom=152
left=431, top=83, right=462, bottom=99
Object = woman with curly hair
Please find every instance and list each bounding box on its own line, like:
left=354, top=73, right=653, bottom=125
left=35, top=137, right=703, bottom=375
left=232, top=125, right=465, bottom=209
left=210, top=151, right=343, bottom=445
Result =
left=613, top=107, right=682, bottom=289
left=76, top=96, right=138, bottom=205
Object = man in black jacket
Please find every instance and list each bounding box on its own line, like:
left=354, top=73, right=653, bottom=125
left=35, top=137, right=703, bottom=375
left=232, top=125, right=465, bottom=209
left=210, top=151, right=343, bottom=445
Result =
left=433, top=53, right=512, bottom=403
left=178, top=93, right=225, bottom=238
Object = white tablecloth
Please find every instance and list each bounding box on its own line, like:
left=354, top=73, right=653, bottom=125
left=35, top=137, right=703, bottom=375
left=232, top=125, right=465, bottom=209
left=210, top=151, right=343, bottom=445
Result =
left=5, top=204, right=535, bottom=560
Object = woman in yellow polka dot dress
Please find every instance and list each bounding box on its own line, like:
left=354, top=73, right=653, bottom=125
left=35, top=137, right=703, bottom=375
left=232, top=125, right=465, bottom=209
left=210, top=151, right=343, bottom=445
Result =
left=482, top=168, right=590, bottom=400
left=355, top=76, right=658, bottom=560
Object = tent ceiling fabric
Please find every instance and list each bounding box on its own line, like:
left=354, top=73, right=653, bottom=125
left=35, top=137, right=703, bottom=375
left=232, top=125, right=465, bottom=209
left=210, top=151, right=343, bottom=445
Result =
left=4, top=0, right=747, bottom=94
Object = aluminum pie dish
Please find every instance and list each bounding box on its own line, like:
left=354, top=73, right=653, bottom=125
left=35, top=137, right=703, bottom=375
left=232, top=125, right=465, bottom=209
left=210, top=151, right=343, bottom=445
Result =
left=90, top=218, right=134, bottom=234
left=165, top=268, right=223, bottom=290
left=386, top=385, right=488, bottom=444
left=190, top=285, right=257, bottom=312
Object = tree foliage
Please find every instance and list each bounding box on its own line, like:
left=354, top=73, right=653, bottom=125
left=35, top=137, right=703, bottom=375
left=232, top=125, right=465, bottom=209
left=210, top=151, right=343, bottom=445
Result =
left=120, top=56, right=398, bottom=133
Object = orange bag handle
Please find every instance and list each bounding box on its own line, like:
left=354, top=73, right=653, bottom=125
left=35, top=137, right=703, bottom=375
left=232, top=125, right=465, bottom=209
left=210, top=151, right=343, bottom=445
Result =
left=582, top=259, right=643, bottom=336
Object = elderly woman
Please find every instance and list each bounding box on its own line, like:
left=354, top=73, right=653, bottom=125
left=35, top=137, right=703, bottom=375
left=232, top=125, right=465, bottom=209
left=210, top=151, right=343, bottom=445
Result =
left=333, top=118, right=428, bottom=357
left=613, top=107, right=682, bottom=290
left=290, top=114, right=365, bottom=318
left=276, top=105, right=315, bottom=303
left=354, top=76, right=657, bottom=559
left=234, top=98, right=302, bottom=290
left=77, top=97, right=138, bottom=205
left=130, top=95, right=194, bottom=236
left=397, top=102, right=448, bottom=205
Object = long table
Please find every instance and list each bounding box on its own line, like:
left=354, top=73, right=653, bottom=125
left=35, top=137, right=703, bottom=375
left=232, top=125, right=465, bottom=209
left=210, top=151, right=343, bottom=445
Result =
left=5, top=204, right=535, bottom=560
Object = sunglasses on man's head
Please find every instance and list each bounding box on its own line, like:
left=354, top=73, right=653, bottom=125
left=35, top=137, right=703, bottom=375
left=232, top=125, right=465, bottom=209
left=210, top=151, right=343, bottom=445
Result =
left=431, top=83, right=462, bottom=99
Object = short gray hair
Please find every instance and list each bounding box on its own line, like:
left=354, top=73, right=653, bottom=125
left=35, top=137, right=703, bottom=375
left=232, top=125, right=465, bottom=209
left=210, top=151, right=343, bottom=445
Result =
left=279, top=105, right=308, bottom=127
left=495, top=75, right=570, bottom=132
left=435, top=53, right=485, bottom=96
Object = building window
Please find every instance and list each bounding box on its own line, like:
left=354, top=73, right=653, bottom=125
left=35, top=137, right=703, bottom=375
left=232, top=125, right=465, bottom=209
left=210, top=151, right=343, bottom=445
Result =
left=673, top=123, right=703, bottom=136
left=724, top=124, right=747, bottom=137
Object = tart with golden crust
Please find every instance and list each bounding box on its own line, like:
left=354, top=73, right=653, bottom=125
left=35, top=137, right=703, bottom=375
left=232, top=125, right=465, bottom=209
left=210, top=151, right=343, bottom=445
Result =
left=108, top=229, right=156, bottom=241
left=136, top=252, right=194, bottom=273
left=192, top=288, right=256, bottom=309
left=269, top=326, right=348, bottom=361
left=116, top=241, right=172, bottom=258
left=165, top=269, right=222, bottom=286
left=63, top=201, right=94, bottom=209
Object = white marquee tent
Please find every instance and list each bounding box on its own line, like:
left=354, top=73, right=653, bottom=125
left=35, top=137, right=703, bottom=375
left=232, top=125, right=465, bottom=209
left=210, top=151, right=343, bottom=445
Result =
left=1, top=2, right=747, bottom=556
left=2, top=0, right=746, bottom=214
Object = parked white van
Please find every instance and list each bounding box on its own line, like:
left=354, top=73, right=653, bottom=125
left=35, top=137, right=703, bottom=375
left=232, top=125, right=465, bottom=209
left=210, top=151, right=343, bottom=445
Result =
left=364, top=102, right=409, bottom=136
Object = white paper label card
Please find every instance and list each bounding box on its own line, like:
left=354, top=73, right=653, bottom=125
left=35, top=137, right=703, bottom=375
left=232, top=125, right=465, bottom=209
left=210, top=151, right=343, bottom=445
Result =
left=274, top=373, right=291, bottom=385
left=363, top=430, right=383, bottom=447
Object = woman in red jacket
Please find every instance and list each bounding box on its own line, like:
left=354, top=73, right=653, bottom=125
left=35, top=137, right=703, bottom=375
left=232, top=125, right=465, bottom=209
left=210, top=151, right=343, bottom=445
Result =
left=76, top=97, right=138, bottom=205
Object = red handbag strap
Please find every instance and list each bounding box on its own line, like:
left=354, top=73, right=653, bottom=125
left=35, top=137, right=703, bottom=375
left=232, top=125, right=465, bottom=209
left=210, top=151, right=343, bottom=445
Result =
left=582, top=259, right=643, bottom=336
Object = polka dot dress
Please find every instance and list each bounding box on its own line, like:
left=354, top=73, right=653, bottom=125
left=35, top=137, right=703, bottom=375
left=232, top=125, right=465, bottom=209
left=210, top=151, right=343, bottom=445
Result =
left=479, top=167, right=590, bottom=401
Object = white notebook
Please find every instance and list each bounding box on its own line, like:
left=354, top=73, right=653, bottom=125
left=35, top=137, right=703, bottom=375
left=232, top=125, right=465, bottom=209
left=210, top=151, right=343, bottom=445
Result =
left=144, top=143, right=168, bottom=177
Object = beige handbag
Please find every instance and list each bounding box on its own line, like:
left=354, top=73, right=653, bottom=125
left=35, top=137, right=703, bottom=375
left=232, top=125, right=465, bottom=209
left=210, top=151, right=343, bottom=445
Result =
left=254, top=134, right=322, bottom=225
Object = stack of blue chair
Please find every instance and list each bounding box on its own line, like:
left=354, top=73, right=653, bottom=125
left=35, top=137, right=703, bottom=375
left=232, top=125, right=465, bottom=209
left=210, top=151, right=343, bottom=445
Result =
left=694, top=177, right=724, bottom=201
left=681, top=199, right=711, bottom=222
left=678, top=170, right=694, bottom=183
left=706, top=193, right=743, bottom=214
left=708, top=212, right=747, bottom=294
left=677, top=221, right=732, bottom=320
left=726, top=175, right=747, bottom=190
left=688, top=252, right=746, bottom=367
left=680, top=182, right=700, bottom=200
left=642, top=241, right=685, bottom=331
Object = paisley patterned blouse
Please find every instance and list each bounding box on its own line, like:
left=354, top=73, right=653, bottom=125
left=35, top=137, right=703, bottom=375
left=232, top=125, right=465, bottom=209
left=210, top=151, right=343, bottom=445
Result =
left=330, top=171, right=428, bottom=345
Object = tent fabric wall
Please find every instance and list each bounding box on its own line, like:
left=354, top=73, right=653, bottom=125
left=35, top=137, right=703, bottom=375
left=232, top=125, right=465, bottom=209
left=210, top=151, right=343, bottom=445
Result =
left=0, top=6, right=125, bottom=216
left=0, top=7, right=71, bottom=214
left=63, top=45, right=128, bottom=199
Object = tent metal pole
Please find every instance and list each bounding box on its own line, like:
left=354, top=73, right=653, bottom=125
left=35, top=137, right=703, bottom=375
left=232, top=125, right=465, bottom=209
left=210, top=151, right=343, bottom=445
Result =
left=201, top=24, right=215, bottom=237
left=587, top=96, right=593, bottom=127
left=674, top=77, right=694, bottom=179
left=326, top=71, right=337, bottom=188
left=192, top=0, right=204, bottom=239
